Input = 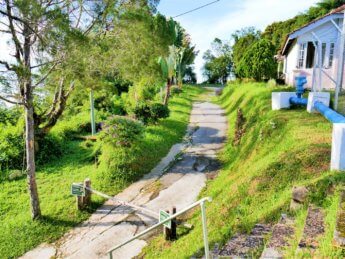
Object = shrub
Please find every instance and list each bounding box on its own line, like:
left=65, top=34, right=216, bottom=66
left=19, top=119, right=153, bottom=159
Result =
left=111, top=95, right=126, bottom=115
left=134, top=102, right=170, bottom=124
left=129, top=77, right=159, bottom=103
left=36, top=134, right=64, bottom=165
left=171, top=86, right=182, bottom=95
left=133, top=102, right=152, bottom=124
left=100, top=116, right=144, bottom=148
left=267, top=79, right=277, bottom=88
left=97, top=144, right=139, bottom=187
left=97, top=116, right=144, bottom=188
left=50, top=111, right=92, bottom=140
left=150, top=103, right=170, bottom=122
left=0, top=121, right=24, bottom=171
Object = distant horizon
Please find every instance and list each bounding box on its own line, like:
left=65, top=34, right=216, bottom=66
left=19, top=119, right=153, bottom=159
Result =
left=158, top=0, right=319, bottom=83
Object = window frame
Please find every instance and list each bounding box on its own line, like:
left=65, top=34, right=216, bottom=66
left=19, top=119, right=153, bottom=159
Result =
left=297, top=42, right=307, bottom=69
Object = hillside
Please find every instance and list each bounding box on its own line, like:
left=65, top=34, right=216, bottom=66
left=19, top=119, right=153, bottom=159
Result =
left=142, top=82, right=345, bottom=258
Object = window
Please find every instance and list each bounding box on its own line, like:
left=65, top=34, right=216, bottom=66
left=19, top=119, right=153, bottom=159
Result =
left=322, top=43, right=327, bottom=67
left=329, top=43, right=335, bottom=67
left=298, top=43, right=307, bottom=68
left=306, top=42, right=315, bottom=68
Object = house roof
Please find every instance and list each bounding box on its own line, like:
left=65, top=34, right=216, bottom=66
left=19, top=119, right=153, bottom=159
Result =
left=281, top=4, right=345, bottom=55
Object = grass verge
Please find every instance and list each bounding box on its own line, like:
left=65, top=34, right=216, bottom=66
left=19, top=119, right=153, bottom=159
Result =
left=0, top=85, right=205, bottom=258
left=142, top=82, right=345, bottom=258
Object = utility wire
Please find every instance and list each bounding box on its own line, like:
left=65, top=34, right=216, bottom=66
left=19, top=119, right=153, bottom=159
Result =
left=173, top=0, right=221, bottom=18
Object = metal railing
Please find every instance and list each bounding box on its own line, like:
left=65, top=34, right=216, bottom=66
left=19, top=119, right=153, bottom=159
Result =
left=82, top=185, right=158, bottom=218
left=107, top=197, right=213, bottom=259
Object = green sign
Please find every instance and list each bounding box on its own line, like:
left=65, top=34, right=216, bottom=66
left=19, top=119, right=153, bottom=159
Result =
left=159, top=210, right=171, bottom=229
left=71, top=183, right=85, bottom=196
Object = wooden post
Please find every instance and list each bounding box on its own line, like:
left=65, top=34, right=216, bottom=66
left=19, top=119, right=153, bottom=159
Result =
left=164, top=209, right=172, bottom=240
left=76, top=179, right=91, bottom=210
left=171, top=206, right=177, bottom=240
left=77, top=195, right=84, bottom=210
left=83, top=178, right=91, bottom=208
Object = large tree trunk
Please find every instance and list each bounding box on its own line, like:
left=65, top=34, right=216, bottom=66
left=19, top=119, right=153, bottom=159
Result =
left=25, top=101, right=41, bottom=219
left=163, top=78, right=172, bottom=106
left=23, top=22, right=41, bottom=219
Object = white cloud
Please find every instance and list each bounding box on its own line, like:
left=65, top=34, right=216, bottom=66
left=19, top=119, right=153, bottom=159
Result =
left=174, top=0, right=319, bottom=82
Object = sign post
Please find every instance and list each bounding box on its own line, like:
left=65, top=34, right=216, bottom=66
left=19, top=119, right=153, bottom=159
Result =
left=71, top=183, right=85, bottom=196
left=159, top=210, right=171, bottom=229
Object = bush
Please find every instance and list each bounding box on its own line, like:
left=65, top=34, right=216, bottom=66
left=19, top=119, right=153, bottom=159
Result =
left=133, top=102, right=152, bottom=124
left=134, top=102, right=170, bottom=124
left=171, top=86, right=182, bottom=95
left=36, top=134, right=64, bottom=165
left=97, top=116, right=144, bottom=187
left=150, top=103, right=170, bottom=122
left=267, top=79, right=277, bottom=88
left=50, top=111, right=92, bottom=140
left=0, top=121, right=24, bottom=171
left=111, top=95, right=126, bottom=115
left=100, top=116, right=144, bottom=148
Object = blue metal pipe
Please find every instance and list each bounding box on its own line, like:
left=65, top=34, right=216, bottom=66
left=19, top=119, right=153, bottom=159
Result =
left=289, top=97, right=308, bottom=106
left=314, top=101, right=345, bottom=123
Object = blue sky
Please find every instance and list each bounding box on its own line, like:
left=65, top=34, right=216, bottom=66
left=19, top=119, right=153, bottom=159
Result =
left=158, top=0, right=320, bottom=82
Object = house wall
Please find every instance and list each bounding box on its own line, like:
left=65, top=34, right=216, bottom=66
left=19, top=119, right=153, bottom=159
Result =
left=284, top=19, right=343, bottom=90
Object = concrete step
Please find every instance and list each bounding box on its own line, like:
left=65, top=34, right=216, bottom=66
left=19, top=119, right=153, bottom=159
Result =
left=298, top=206, right=325, bottom=250
left=260, top=214, right=295, bottom=259
left=211, top=224, right=271, bottom=258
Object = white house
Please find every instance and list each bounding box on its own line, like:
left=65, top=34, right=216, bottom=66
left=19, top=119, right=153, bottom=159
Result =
left=281, top=5, right=345, bottom=90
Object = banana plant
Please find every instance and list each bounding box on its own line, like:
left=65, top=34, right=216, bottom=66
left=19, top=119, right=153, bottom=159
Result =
left=176, top=46, right=196, bottom=88
left=158, top=46, right=178, bottom=105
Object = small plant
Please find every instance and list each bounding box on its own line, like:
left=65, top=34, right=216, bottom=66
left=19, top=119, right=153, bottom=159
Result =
left=134, top=102, right=170, bottom=124
left=267, top=79, right=277, bottom=88
left=100, top=116, right=144, bottom=147
left=171, top=86, right=182, bottom=95
left=133, top=102, right=152, bottom=124
left=150, top=103, right=170, bottom=122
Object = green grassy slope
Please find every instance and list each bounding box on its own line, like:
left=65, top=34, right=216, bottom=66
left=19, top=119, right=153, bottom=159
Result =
left=0, top=85, right=205, bottom=258
left=143, top=82, right=345, bottom=258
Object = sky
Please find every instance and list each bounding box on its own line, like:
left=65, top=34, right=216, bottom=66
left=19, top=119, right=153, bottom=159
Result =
left=158, top=0, right=320, bottom=82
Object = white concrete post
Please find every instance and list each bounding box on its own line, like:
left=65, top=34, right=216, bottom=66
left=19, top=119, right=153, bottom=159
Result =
left=307, top=92, right=330, bottom=113
left=331, top=123, right=345, bottom=171
left=334, top=12, right=345, bottom=110
left=272, top=92, right=296, bottom=110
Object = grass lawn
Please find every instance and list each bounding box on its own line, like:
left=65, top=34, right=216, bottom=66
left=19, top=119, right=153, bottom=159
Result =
left=0, top=85, right=205, bottom=258
left=142, top=82, right=345, bottom=258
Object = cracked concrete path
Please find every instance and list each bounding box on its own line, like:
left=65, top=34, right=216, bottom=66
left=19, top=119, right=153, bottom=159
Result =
left=21, top=96, right=227, bottom=259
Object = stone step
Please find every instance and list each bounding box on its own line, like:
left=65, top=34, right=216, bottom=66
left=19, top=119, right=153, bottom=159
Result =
left=333, top=190, right=345, bottom=247
left=298, top=206, right=325, bottom=250
left=211, top=224, right=271, bottom=258
left=260, top=214, right=295, bottom=259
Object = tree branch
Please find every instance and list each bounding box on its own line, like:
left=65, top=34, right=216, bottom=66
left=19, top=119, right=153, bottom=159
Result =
left=0, top=94, right=23, bottom=105
left=5, top=0, right=23, bottom=60
left=33, top=61, right=59, bottom=88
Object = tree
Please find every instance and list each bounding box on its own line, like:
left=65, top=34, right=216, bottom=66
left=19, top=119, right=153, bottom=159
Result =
left=158, top=46, right=178, bottom=105
left=176, top=44, right=197, bottom=88
left=0, top=0, right=112, bottom=219
left=183, top=66, right=197, bottom=84
left=236, top=39, right=277, bottom=81
left=231, top=27, right=261, bottom=77
left=202, top=38, right=232, bottom=84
